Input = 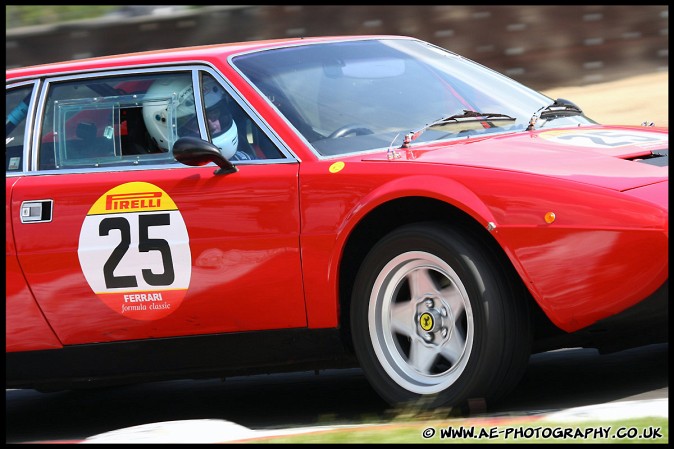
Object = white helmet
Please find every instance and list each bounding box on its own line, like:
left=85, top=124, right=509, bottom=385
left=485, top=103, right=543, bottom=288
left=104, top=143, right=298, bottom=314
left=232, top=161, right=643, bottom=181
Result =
left=143, top=76, right=238, bottom=159
left=143, top=77, right=197, bottom=151
left=202, top=77, right=239, bottom=160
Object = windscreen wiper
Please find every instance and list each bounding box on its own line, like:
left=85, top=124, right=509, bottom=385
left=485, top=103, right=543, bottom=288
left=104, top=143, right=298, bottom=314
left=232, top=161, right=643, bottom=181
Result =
left=402, top=110, right=516, bottom=148
left=526, top=98, right=583, bottom=131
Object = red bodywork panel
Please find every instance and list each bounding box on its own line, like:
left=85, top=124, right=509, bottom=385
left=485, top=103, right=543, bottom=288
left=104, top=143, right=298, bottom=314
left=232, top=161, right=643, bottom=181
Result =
left=6, top=178, right=63, bottom=351
left=298, top=143, right=667, bottom=332
left=9, top=165, right=306, bottom=347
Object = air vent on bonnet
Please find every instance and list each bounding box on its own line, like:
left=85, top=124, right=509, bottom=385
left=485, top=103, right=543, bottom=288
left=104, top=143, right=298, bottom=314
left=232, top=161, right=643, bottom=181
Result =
left=626, top=148, right=668, bottom=167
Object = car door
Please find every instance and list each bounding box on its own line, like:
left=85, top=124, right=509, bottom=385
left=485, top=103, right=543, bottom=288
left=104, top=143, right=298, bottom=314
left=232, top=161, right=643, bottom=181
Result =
left=10, top=67, right=307, bottom=345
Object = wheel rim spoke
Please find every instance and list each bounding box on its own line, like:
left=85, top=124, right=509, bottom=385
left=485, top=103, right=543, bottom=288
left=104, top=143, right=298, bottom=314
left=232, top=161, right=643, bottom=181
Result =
left=408, top=267, right=437, bottom=299
left=390, top=300, right=416, bottom=337
left=409, top=338, right=438, bottom=373
left=439, top=326, right=466, bottom=366
left=440, top=284, right=465, bottom=318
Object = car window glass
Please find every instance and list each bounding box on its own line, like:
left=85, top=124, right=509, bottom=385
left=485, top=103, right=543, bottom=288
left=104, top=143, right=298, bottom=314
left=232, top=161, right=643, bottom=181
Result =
left=233, top=39, right=564, bottom=156
left=38, top=72, right=195, bottom=170
left=6, top=84, right=34, bottom=172
left=199, top=72, right=285, bottom=161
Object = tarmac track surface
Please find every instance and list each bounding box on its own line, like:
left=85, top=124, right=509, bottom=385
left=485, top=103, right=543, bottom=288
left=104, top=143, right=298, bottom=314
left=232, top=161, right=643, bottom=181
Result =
left=5, top=343, right=668, bottom=444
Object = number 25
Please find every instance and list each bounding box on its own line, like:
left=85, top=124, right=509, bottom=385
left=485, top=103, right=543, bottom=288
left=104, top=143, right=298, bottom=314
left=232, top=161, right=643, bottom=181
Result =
left=99, top=213, right=175, bottom=289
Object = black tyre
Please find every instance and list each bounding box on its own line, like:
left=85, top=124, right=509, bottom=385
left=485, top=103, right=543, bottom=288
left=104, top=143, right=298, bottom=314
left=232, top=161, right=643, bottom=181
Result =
left=350, top=222, right=530, bottom=409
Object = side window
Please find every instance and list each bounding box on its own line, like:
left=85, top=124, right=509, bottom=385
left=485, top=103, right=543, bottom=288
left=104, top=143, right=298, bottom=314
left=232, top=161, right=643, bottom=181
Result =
left=6, top=84, right=35, bottom=172
left=38, top=72, right=196, bottom=170
left=199, top=73, right=285, bottom=161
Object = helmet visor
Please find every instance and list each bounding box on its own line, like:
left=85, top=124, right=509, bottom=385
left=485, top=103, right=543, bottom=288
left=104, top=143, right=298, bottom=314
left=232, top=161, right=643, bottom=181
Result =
left=206, top=100, right=233, bottom=137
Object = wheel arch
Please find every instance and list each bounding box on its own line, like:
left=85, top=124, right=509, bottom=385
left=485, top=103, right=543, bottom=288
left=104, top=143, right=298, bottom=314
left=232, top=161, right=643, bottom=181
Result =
left=337, top=195, right=541, bottom=352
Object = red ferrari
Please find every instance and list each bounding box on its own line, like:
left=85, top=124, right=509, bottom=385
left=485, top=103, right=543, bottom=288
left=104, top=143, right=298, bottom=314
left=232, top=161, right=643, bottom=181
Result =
left=6, top=35, right=668, bottom=409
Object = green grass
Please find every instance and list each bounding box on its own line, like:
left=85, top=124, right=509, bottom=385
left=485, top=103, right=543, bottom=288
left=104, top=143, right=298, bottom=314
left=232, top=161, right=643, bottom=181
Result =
left=248, top=417, right=668, bottom=444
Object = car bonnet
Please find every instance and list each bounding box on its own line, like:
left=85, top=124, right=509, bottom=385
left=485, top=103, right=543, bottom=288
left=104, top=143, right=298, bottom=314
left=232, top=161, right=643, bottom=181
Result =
left=363, top=125, right=668, bottom=191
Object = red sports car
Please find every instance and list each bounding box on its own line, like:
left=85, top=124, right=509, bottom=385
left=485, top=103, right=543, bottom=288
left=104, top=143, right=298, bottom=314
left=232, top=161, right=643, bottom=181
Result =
left=6, top=35, right=668, bottom=409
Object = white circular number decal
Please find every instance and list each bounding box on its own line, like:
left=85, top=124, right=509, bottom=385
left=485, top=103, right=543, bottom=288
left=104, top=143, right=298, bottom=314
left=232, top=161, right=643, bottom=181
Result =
left=538, top=129, right=667, bottom=149
left=78, top=182, right=191, bottom=320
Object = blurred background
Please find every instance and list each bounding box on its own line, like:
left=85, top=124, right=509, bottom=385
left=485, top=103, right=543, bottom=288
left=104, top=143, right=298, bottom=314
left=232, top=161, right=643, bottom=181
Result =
left=5, top=5, right=668, bottom=125
left=6, top=5, right=668, bottom=89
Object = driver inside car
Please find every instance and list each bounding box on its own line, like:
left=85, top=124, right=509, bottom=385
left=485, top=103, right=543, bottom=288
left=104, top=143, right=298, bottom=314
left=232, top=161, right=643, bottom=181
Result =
left=143, top=76, right=252, bottom=160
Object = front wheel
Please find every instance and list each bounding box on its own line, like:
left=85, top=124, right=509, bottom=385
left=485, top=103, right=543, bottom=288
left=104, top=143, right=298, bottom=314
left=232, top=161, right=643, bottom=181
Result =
left=350, top=222, right=530, bottom=409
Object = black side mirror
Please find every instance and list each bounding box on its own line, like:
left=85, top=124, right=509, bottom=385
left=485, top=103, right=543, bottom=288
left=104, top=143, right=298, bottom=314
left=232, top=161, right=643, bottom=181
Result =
left=173, top=136, right=238, bottom=175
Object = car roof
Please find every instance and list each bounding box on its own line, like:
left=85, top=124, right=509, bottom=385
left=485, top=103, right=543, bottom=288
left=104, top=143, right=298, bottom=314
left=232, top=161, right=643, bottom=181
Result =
left=6, top=35, right=413, bottom=82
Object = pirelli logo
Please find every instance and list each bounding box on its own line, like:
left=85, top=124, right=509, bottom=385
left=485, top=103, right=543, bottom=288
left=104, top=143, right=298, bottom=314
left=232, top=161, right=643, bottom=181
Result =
left=105, top=192, right=162, bottom=211
left=88, top=183, right=178, bottom=216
